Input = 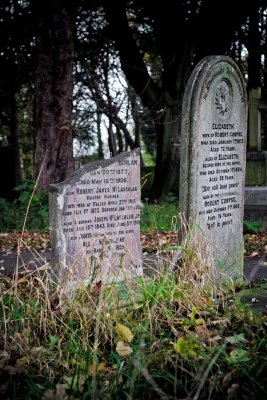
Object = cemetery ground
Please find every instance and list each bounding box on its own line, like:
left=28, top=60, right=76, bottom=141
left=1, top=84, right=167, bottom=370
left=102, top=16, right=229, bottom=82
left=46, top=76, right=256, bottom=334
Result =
left=0, top=202, right=267, bottom=399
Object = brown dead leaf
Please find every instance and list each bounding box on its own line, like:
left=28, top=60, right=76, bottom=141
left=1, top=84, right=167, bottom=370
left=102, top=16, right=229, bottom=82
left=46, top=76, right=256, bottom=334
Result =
left=195, top=325, right=211, bottom=341
left=0, top=231, right=50, bottom=252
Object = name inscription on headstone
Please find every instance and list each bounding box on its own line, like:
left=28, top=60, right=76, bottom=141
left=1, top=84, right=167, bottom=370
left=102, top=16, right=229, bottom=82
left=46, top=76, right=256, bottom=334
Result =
left=180, top=56, right=247, bottom=279
left=49, top=150, right=143, bottom=284
left=198, top=121, right=244, bottom=231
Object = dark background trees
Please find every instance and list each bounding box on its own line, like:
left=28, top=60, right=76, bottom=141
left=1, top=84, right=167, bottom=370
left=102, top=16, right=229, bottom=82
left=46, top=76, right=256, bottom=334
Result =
left=0, top=0, right=267, bottom=198
left=32, top=0, right=75, bottom=188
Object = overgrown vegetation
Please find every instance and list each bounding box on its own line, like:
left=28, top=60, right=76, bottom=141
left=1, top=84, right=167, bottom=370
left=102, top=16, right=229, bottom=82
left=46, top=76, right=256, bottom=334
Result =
left=0, top=181, right=49, bottom=232
left=140, top=194, right=179, bottom=232
left=1, top=223, right=267, bottom=399
left=243, top=219, right=262, bottom=234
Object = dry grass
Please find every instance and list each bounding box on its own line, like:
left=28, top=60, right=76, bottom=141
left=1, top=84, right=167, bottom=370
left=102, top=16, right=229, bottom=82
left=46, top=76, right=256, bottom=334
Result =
left=0, top=217, right=267, bottom=399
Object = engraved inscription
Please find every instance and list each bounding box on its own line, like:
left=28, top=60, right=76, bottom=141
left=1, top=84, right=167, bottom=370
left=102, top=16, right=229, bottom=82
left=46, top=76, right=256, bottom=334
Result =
left=180, top=56, right=247, bottom=278
left=50, top=151, right=143, bottom=283
left=198, top=122, right=243, bottom=230
left=63, top=156, right=140, bottom=263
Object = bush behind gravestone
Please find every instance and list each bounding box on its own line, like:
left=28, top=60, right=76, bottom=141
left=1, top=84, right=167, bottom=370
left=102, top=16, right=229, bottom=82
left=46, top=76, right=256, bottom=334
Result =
left=0, top=180, right=49, bottom=232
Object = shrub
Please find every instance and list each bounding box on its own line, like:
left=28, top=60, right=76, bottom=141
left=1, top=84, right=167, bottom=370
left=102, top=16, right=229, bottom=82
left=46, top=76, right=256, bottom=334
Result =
left=0, top=180, right=49, bottom=232
left=243, top=219, right=261, bottom=234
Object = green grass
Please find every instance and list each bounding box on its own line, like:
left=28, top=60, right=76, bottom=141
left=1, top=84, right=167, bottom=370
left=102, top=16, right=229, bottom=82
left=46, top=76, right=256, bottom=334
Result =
left=1, top=239, right=267, bottom=399
left=1, top=192, right=267, bottom=398
left=140, top=195, right=179, bottom=232
left=243, top=219, right=262, bottom=234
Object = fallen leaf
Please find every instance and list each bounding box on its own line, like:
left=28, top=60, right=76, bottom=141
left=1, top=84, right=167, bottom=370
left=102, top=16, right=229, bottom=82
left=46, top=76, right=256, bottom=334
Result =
left=30, top=346, right=43, bottom=354
left=116, top=341, right=133, bottom=357
left=195, top=325, right=211, bottom=341
left=115, top=323, right=133, bottom=343
left=250, top=251, right=259, bottom=257
left=227, top=383, right=240, bottom=398
left=195, top=318, right=206, bottom=325
left=229, top=348, right=249, bottom=363
left=16, top=355, right=30, bottom=366
left=88, top=361, right=106, bottom=376
left=225, top=333, right=248, bottom=345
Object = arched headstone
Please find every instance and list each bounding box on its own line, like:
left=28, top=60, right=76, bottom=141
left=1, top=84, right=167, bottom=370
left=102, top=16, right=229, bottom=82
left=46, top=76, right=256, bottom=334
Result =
left=180, top=56, right=247, bottom=279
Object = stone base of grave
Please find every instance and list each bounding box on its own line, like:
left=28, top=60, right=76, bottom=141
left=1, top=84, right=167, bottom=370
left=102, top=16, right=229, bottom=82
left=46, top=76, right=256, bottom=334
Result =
left=244, top=187, right=267, bottom=229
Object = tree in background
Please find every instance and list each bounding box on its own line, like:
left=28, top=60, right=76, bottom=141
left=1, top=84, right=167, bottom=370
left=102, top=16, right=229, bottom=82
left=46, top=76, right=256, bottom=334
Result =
left=32, top=0, right=75, bottom=188
left=1, top=0, right=267, bottom=197
left=0, top=0, right=34, bottom=198
left=103, top=0, right=261, bottom=197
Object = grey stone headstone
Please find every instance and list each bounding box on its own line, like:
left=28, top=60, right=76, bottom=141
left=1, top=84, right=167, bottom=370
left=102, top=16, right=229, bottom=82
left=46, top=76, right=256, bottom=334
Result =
left=49, top=150, right=143, bottom=285
left=244, top=187, right=267, bottom=230
left=180, top=56, right=247, bottom=279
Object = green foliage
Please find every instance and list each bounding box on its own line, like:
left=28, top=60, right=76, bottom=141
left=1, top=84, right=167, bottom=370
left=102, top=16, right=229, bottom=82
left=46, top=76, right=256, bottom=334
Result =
left=243, top=219, right=262, bottom=234
left=140, top=194, right=179, bottom=232
left=0, top=198, right=13, bottom=231
left=0, top=180, right=48, bottom=232
left=1, top=264, right=267, bottom=399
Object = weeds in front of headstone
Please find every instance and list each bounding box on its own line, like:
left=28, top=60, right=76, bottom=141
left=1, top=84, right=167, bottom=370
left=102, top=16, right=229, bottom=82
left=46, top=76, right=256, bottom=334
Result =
left=1, top=224, right=267, bottom=399
left=140, top=194, right=179, bottom=232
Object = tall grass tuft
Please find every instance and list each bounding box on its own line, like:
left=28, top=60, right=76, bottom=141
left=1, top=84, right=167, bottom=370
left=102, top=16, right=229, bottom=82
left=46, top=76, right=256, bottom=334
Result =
left=1, top=198, right=267, bottom=398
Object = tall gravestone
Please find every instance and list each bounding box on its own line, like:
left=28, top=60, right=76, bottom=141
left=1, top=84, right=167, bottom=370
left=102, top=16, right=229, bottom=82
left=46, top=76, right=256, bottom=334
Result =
left=180, top=56, right=247, bottom=279
left=49, top=150, right=143, bottom=285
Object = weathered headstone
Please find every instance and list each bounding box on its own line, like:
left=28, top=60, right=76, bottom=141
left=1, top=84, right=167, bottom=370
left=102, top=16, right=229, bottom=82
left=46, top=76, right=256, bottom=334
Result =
left=244, top=187, right=267, bottom=230
left=180, top=56, right=247, bottom=279
left=49, top=150, right=143, bottom=285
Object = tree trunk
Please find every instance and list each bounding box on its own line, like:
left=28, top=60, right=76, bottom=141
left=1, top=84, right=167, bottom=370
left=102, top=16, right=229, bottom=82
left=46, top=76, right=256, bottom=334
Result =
left=151, top=97, right=183, bottom=198
left=247, top=0, right=261, bottom=89
left=9, top=91, right=22, bottom=186
left=96, top=109, right=104, bottom=158
left=33, top=0, right=75, bottom=188
left=108, top=121, right=117, bottom=157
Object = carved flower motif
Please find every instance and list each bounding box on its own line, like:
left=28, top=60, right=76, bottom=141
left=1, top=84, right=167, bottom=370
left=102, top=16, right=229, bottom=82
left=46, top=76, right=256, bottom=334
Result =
left=215, top=80, right=232, bottom=119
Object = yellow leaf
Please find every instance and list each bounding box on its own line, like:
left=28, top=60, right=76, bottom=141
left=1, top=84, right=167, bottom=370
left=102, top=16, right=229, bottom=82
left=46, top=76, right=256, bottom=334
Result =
left=37, top=265, right=47, bottom=271
left=115, top=323, right=133, bottom=343
left=16, top=355, right=30, bottom=366
left=201, top=296, right=212, bottom=305
left=17, top=278, right=28, bottom=283
left=88, top=361, right=106, bottom=376
left=97, top=361, right=106, bottom=374
left=116, top=341, right=133, bottom=357
left=195, top=318, right=206, bottom=325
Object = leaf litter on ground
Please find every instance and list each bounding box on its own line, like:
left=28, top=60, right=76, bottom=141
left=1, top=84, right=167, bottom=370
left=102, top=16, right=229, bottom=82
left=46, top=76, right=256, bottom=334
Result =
left=0, top=230, right=266, bottom=258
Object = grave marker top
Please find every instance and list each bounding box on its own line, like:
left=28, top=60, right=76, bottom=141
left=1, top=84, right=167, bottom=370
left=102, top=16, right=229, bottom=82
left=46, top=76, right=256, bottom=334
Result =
left=49, top=149, right=143, bottom=285
left=180, top=56, right=247, bottom=279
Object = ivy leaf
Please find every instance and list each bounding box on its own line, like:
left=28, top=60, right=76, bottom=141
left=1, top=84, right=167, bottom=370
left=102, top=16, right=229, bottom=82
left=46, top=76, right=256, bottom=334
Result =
left=229, top=349, right=249, bottom=364
left=225, top=333, right=247, bottom=345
